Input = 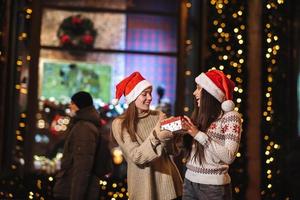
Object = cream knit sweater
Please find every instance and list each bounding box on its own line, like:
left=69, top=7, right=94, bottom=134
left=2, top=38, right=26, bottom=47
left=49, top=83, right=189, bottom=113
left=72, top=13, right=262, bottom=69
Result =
left=112, top=110, right=183, bottom=200
left=185, top=111, right=242, bottom=185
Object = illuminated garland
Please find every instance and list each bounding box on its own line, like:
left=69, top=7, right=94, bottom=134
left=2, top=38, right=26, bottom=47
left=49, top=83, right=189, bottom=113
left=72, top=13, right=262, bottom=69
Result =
left=207, top=0, right=248, bottom=199
left=261, top=0, right=287, bottom=199
left=0, top=1, right=32, bottom=199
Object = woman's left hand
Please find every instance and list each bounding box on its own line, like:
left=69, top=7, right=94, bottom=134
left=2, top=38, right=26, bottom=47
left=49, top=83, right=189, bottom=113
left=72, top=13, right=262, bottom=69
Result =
left=182, top=116, right=199, bottom=137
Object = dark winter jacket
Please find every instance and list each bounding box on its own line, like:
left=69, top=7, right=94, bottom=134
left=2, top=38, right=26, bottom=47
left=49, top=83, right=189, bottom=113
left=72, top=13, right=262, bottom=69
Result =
left=53, top=106, right=101, bottom=200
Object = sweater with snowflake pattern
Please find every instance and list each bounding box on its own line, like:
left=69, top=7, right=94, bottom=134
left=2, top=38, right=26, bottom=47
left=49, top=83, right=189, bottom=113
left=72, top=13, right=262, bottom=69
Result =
left=185, top=110, right=242, bottom=185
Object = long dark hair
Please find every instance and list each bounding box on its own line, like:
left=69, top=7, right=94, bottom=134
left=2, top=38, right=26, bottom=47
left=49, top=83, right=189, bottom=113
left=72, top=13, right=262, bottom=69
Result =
left=184, top=89, right=222, bottom=163
left=118, top=102, right=139, bottom=142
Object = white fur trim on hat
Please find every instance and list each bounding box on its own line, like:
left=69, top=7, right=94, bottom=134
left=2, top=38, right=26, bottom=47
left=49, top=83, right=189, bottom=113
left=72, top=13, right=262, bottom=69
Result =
left=111, top=98, right=119, bottom=106
left=125, top=80, right=152, bottom=104
left=195, top=73, right=225, bottom=102
left=221, top=100, right=235, bottom=112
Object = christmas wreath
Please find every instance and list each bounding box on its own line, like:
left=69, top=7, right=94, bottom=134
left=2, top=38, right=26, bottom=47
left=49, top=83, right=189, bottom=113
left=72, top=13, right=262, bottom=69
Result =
left=57, top=15, right=97, bottom=49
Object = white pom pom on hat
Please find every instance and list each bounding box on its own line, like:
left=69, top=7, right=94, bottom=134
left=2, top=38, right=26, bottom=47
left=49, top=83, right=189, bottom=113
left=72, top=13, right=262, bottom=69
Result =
left=195, top=70, right=236, bottom=112
left=221, top=100, right=235, bottom=112
left=112, top=72, right=152, bottom=105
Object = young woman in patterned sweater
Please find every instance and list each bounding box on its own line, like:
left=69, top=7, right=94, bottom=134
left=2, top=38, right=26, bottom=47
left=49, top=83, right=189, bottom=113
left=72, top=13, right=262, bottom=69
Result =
left=182, top=70, right=242, bottom=200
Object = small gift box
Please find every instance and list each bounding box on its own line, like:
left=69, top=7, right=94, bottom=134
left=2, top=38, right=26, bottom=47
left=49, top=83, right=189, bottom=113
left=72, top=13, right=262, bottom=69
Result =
left=160, top=116, right=185, bottom=132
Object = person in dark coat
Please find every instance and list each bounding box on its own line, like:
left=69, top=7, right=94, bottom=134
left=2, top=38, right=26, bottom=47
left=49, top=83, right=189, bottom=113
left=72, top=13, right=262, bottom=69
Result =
left=53, top=91, right=101, bottom=200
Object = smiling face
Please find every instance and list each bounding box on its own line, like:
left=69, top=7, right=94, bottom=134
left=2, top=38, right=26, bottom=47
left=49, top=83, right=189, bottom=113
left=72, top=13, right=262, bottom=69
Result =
left=193, top=84, right=202, bottom=107
left=134, top=87, right=152, bottom=112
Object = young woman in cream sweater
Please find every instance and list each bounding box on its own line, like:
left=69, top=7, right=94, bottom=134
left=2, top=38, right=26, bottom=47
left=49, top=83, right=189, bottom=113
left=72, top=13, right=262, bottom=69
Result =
left=111, top=72, right=182, bottom=200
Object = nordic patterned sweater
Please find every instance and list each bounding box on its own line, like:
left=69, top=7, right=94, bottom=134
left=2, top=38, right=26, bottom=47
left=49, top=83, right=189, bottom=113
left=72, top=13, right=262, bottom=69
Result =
left=112, top=110, right=183, bottom=200
left=185, top=110, right=242, bottom=185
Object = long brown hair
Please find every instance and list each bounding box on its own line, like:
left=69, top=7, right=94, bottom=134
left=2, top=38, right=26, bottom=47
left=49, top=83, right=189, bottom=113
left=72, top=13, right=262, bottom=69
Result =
left=118, top=102, right=139, bottom=142
left=184, top=89, right=222, bottom=163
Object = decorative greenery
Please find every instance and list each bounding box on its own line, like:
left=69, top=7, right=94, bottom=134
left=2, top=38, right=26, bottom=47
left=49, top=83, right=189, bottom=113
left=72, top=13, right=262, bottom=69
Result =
left=57, top=15, right=97, bottom=49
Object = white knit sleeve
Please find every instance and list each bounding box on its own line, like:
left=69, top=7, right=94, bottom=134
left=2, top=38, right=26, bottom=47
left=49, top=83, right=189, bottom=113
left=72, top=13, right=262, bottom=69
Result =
left=194, top=111, right=242, bottom=164
left=112, top=119, right=163, bottom=165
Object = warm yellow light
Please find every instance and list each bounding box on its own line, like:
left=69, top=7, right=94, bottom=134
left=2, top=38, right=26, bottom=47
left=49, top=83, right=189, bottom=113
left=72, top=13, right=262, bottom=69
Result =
left=17, top=60, right=22, bottom=65
left=213, top=20, right=218, bottom=25
left=263, top=111, right=268, bottom=116
left=17, top=135, right=23, bottom=141
left=217, top=3, right=223, bottom=9
left=19, top=122, right=25, bottom=127
left=234, top=187, right=240, bottom=193
left=186, top=40, right=191, bottom=45
left=223, top=55, right=228, bottom=60
left=234, top=28, right=239, bottom=33
left=267, top=184, right=272, bottom=189
left=236, top=152, right=241, bottom=157
left=186, top=2, right=192, bottom=8
left=277, top=0, right=284, bottom=4
left=238, top=88, right=243, bottom=93
left=26, top=8, right=32, bottom=14
left=226, top=45, right=231, bottom=51
left=265, top=151, right=270, bottom=155
left=271, top=59, right=276, bottom=64
left=237, top=11, right=242, bottom=16
left=264, top=135, right=269, bottom=140
left=266, top=4, right=271, bottom=9
left=267, top=169, right=272, bottom=174
left=234, top=87, right=239, bottom=92
left=184, top=107, right=189, bottom=112
left=237, top=98, right=241, bottom=103
left=219, top=65, right=224, bottom=70
left=238, top=40, right=244, bottom=44
left=268, top=76, right=273, bottom=83
left=274, top=35, right=279, bottom=41
left=232, top=13, right=238, bottom=18
left=185, top=70, right=192, bottom=76
left=239, top=59, right=244, bottom=63
left=266, top=116, right=271, bottom=121
left=266, top=93, right=270, bottom=97
left=266, top=23, right=271, bottom=28
left=211, top=44, right=216, bottom=49
left=48, top=177, right=53, bottom=181
left=112, top=148, right=123, bottom=165
left=217, top=28, right=223, bottom=33
left=240, top=25, right=245, bottom=30
left=267, top=174, right=272, bottom=179
left=237, top=34, right=242, bottom=39
left=275, top=45, right=280, bottom=50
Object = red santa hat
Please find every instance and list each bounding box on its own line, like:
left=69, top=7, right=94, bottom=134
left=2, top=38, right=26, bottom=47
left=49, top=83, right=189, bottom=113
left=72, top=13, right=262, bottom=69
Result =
left=195, top=69, right=236, bottom=112
left=112, top=72, right=152, bottom=105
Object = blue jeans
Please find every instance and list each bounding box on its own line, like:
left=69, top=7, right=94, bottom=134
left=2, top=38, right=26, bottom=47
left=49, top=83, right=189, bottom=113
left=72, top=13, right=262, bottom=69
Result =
left=182, top=178, right=232, bottom=200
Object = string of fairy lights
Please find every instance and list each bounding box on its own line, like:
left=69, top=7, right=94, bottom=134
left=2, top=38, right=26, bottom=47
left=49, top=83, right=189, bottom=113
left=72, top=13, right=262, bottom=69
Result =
left=0, top=0, right=33, bottom=199
left=261, top=0, right=286, bottom=199
left=206, top=0, right=248, bottom=199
